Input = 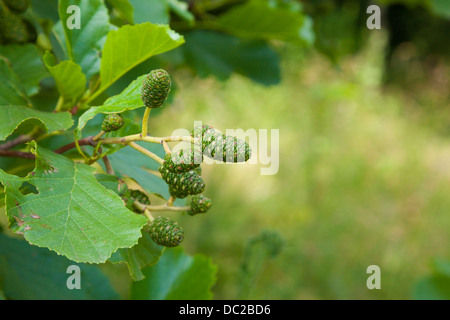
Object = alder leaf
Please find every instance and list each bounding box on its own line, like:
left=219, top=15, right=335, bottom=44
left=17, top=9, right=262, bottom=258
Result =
left=109, top=233, right=165, bottom=281
left=58, top=0, right=110, bottom=81
left=95, top=23, right=184, bottom=99
left=76, top=74, right=146, bottom=138
left=0, top=141, right=148, bottom=264
left=0, top=233, right=120, bottom=300
left=130, top=247, right=217, bottom=299
left=43, top=51, right=87, bottom=103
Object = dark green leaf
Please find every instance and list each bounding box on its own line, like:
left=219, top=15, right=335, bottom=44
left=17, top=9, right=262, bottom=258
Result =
left=0, top=233, right=120, bottom=300
left=130, top=247, right=217, bottom=299
left=216, top=0, right=313, bottom=45
left=183, top=30, right=281, bottom=85
left=0, top=44, right=49, bottom=96
left=128, top=0, right=169, bottom=24
left=43, top=51, right=86, bottom=103
left=0, top=105, right=73, bottom=141
left=109, top=233, right=165, bottom=281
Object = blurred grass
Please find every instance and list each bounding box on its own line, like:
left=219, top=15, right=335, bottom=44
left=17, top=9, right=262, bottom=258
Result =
left=147, top=32, right=450, bottom=299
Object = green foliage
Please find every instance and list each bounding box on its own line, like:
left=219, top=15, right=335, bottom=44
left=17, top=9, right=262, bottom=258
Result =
left=182, top=30, right=281, bottom=85
left=97, top=23, right=183, bottom=98
left=109, top=233, right=165, bottom=281
left=0, top=233, right=120, bottom=300
left=43, top=51, right=87, bottom=105
left=0, top=44, right=48, bottom=96
left=130, top=247, right=217, bottom=300
left=148, top=216, right=184, bottom=248
left=58, top=0, right=110, bottom=81
left=413, top=260, right=450, bottom=300
left=0, top=0, right=445, bottom=301
left=0, top=141, right=147, bottom=263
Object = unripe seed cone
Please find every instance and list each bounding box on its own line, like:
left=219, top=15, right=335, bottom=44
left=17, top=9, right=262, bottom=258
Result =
left=140, top=69, right=171, bottom=108
left=163, top=149, right=201, bottom=174
left=159, top=166, right=205, bottom=198
left=191, top=124, right=251, bottom=163
left=129, top=189, right=150, bottom=205
left=148, top=216, right=184, bottom=247
left=102, top=114, right=124, bottom=132
left=189, top=195, right=212, bottom=216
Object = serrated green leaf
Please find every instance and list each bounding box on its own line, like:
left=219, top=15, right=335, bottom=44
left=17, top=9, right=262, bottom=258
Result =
left=217, top=0, right=313, bottom=45
left=43, top=52, right=87, bottom=103
left=0, top=233, right=120, bottom=300
left=76, top=74, right=146, bottom=138
left=130, top=247, right=217, bottom=299
left=109, top=233, right=165, bottom=281
left=0, top=56, right=72, bottom=145
left=183, top=30, right=281, bottom=85
left=94, top=23, right=184, bottom=101
left=0, top=141, right=148, bottom=263
left=0, top=105, right=73, bottom=141
left=58, top=0, right=110, bottom=80
left=0, top=44, right=49, bottom=96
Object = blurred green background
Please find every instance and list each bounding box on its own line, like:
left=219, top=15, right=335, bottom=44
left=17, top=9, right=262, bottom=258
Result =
left=106, top=29, right=450, bottom=299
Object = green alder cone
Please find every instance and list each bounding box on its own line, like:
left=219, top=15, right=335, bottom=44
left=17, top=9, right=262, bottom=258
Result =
left=0, top=11, right=34, bottom=44
left=102, top=114, right=124, bottom=132
left=129, top=189, right=151, bottom=205
left=140, top=69, right=172, bottom=108
left=188, top=195, right=212, bottom=216
left=191, top=124, right=252, bottom=163
left=159, top=166, right=205, bottom=198
left=3, top=0, right=29, bottom=13
left=148, top=216, right=184, bottom=247
left=163, top=149, right=201, bottom=174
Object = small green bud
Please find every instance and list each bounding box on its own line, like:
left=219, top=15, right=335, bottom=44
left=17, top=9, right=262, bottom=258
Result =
left=140, top=69, right=171, bottom=108
left=148, top=216, right=184, bottom=247
left=188, top=195, right=212, bottom=216
left=102, top=114, right=124, bottom=132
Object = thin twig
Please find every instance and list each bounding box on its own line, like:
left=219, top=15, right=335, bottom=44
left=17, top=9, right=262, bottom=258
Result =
left=0, top=150, right=35, bottom=159
left=54, top=137, right=96, bottom=154
left=142, top=107, right=151, bottom=137
left=128, top=142, right=164, bottom=165
left=103, top=155, right=115, bottom=175
left=0, top=135, right=33, bottom=150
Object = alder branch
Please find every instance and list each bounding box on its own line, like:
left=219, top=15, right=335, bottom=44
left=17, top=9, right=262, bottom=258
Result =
left=0, top=150, right=35, bottom=159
